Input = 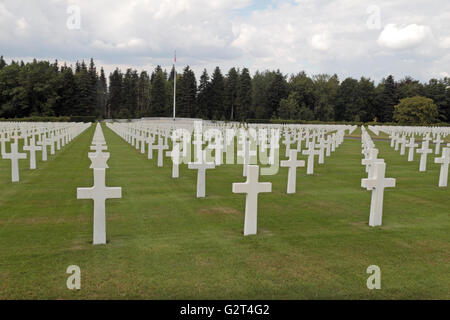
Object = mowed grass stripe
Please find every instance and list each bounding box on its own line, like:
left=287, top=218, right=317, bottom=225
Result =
left=0, top=123, right=448, bottom=299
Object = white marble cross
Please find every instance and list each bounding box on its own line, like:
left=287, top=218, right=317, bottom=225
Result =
left=302, top=142, right=320, bottom=175
left=433, top=135, right=443, bottom=155
left=283, top=133, right=293, bottom=157
left=77, top=168, right=122, bottom=245
left=0, top=132, right=10, bottom=156
left=147, top=135, right=155, bottom=159
left=399, top=135, right=407, bottom=155
left=88, top=151, right=110, bottom=169
left=90, top=142, right=107, bottom=153
left=154, top=136, right=167, bottom=167
left=417, top=141, right=432, bottom=172
left=188, top=151, right=215, bottom=198
left=237, top=138, right=257, bottom=177
left=232, top=165, right=272, bottom=236
left=361, top=162, right=396, bottom=227
left=3, top=143, right=27, bottom=182
left=316, top=138, right=326, bottom=164
left=38, top=135, right=49, bottom=161
left=167, top=144, right=181, bottom=178
left=434, top=147, right=450, bottom=187
left=280, top=149, right=305, bottom=194
left=23, top=137, right=42, bottom=170
left=406, top=138, right=419, bottom=162
left=362, top=148, right=384, bottom=178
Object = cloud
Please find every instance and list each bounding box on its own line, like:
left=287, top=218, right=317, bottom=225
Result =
left=310, top=32, right=331, bottom=51
left=1, top=0, right=450, bottom=81
left=377, top=24, right=432, bottom=50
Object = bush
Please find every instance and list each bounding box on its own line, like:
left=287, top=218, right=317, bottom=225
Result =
left=69, top=116, right=97, bottom=123
left=0, top=116, right=71, bottom=122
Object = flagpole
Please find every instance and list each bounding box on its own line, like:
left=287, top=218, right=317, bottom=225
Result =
left=173, top=50, right=176, bottom=121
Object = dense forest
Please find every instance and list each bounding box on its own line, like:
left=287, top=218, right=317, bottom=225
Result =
left=0, top=56, right=449, bottom=123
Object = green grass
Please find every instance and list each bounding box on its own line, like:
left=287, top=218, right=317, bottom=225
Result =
left=0, top=124, right=449, bottom=299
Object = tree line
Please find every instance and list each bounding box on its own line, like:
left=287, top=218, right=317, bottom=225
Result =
left=0, top=56, right=449, bottom=123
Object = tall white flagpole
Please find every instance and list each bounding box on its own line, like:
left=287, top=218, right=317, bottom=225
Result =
left=173, top=50, right=176, bottom=120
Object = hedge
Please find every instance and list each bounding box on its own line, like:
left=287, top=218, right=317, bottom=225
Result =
left=0, top=116, right=97, bottom=123
left=246, top=119, right=450, bottom=127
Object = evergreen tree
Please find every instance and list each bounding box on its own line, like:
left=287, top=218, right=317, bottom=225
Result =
left=56, top=65, right=76, bottom=116
left=87, top=58, right=98, bottom=116
left=335, top=77, right=360, bottom=121
left=210, top=67, right=225, bottom=119
left=177, top=66, right=197, bottom=118
left=150, top=66, right=168, bottom=116
left=266, top=70, right=288, bottom=118
left=108, top=68, right=123, bottom=118
left=97, top=67, right=108, bottom=118
left=0, top=56, right=7, bottom=70
left=137, top=71, right=151, bottom=117
left=313, top=74, right=338, bottom=121
left=197, top=69, right=211, bottom=119
left=378, top=75, right=398, bottom=122
left=224, top=67, right=239, bottom=120
left=235, top=68, right=252, bottom=121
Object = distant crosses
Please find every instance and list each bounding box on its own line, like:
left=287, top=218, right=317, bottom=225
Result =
left=302, top=142, right=320, bottom=175
left=237, top=137, right=256, bottom=177
left=0, top=132, right=10, bottom=156
left=280, top=149, right=305, bottom=194
left=38, top=135, right=49, bottom=161
left=167, top=144, right=180, bottom=178
left=406, top=138, right=419, bottom=162
left=399, top=135, right=407, bottom=156
left=416, top=140, right=433, bottom=172
left=361, top=162, right=396, bottom=227
left=232, top=165, right=272, bottom=236
left=154, top=136, right=168, bottom=167
left=188, top=151, right=215, bottom=198
left=23, top=137, right=42, bottom=169
left=434, top=147, right=450, bottom=187
left=316, top=138, right=326, bottom=164
left=147, top=134, right=155, bottom=160
left=3, top=142, right=27, bottom=182
left=282, top=133, right=294, bottom=157
left=77, top=123, right=121, bottom=245
left=362, top=148, right=384, bottom=178
left=433, top=135, right=443, bottom=155
left=77, top=168, right=122, bottom=245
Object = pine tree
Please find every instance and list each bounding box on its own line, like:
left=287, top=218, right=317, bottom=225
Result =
left=97, top=67, right=108, bottom=118
left=150, top=66, right=168, bottom=116
left=87, top=58, right=98, bottom=116
left=56, top=65, right=76, bottom=116
left=235, top=68, right=252, bottom=121
left=197, top=69, right=211, bottom=119
left=224, top=68, right=239, bottom=120
left=379, top=75, right=397, bottom=122
left=108, top=68, right=123, bottom=118
left=0, top=56, right=7, bottom=69
left=137, top=71, right=151, bottom=117
left=177, top=66, right=197, bottom=118
left=210, top=67, right=225, bottom=119
left=266, top=70, right=288, bottom=118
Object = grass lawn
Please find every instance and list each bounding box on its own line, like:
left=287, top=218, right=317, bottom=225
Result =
left=0, top=123, right=449, bottom=299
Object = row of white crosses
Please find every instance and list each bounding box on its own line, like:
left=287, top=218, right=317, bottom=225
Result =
left=360, top=126, right=396, bottom=227
left=369, top=125, right=450, bottom=187
left=1, top=122, right=90, bottom=182
left=77, top=123, right=122, bottom=245
left=108, top=121, right=355, bottom=236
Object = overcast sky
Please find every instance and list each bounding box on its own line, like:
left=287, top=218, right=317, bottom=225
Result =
left=1, top=0, right=449, bottom=82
